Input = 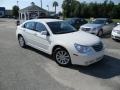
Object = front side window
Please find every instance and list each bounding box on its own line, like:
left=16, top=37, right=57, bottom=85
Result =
left=35, top=22, right=47, bottom=32
left=23, top=22, right=35, bottom=30
left=47, top=21, right=77, bottom=34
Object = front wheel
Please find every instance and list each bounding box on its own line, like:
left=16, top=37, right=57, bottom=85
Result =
left=18, top=36, right=26, bottom=48
left=97, top=30, right=103, bottom=37
left=53, top=47, right=71, bottom=67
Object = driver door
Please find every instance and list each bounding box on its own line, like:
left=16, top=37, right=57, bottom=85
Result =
left=33, top=22, right=51, bottom=53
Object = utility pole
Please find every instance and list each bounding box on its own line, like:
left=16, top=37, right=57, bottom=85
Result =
left=40, top=0, right=42, bottom=8
left=47, top=5, right=49, bottom=11
left=17, top=0, right=19, bottom=6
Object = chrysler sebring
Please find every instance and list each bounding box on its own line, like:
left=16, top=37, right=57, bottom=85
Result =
left=16, top=19, right=104, bottom=66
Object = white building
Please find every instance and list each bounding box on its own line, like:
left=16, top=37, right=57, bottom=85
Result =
left=19, top=2, right=49, bottom=21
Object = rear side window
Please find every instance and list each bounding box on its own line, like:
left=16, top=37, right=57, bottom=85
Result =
left=35, top=22, right=47, bottom=32
left=22, top=22, right=35, bottom=30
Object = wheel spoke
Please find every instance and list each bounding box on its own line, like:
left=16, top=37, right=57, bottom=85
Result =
left=55, top=50, right=70, bottom=65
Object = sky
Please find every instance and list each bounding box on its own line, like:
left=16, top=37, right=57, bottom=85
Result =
left=0, top=0, right=120, bottom=13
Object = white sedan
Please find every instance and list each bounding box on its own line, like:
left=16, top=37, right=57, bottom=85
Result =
left=16, top=19, right=104, bottom=66
left=112, top=24, right=120, bottom=40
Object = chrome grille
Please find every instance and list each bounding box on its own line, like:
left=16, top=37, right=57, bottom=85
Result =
left=81, top=27, right=91, bottom=31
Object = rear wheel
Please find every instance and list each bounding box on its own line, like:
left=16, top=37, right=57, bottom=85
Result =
left=53, top=47, right=71, bottom=67
left=18, top=36, right=26, bottom=48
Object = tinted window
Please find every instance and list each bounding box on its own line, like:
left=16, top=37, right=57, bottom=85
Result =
left=23, top=22, right=35, bottom=30
left=64, top=19, right=72, bottom=24
left=80, top=19, right=86, bottom=22
left=91, top=19, right=106, bottom=24
left=47, top=21, right=77, bottom=34
left=107, top=19, right=113, bottom=24
left=75, top=19, right=80, bottom=24
left=35, top=23, right=47, bottom=32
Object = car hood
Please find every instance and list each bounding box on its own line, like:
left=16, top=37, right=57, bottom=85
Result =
left=81, top=23, right=102, bottom=28
left=113, top=25, right=120, bottom=30
left=54, top=31, right=101, bottom=46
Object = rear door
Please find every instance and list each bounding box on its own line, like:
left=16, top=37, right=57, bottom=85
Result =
left=103, top=19, right=115, bottom=33
left=21, top=21, right=37, bottom=46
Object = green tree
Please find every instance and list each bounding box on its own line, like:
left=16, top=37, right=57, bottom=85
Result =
left=62, top=0, right=75, bottom=18
left=62, top=0, right=120, bottom=18
left=110, top=5, right=120, bottom=18
left=53, top=1, right=58, bottom=14
left=12, top=5, right=19, bottom=18
left=62, top=0, right=81, bottom=18
left=71, top=0, right=80, bottom=17
left=107, top=0, right=114, bottom=17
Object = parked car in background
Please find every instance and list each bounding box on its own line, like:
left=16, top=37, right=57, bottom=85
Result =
left=80, top=18, right=117, bottom=37
left=16, top=19, right=104, bottom=66
left=111, top=24, right=120, bottom=40
left=64, top=18, right=87, bottom=30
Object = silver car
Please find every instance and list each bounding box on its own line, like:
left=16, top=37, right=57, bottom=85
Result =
left=80, top=18, right=117, bottom=37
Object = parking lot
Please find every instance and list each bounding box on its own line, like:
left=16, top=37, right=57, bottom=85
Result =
left=0, top=18, right=120, bottom=90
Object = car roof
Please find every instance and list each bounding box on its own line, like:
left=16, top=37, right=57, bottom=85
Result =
left=66, top=18, right=84, bottom=20
left=27, top=19, right=63, bottom=23
left=95, top=18, right=109, bottom=20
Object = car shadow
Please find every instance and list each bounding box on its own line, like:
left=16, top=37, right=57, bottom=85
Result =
left=25, top=46, right=53, bottom=59
left=25, top=46, right=120, bottom=79
left=112, top=39, right=120, bottom=42
left=101, top=33, right=111, bottom=38
left=69, top=55, right=120, bottom=79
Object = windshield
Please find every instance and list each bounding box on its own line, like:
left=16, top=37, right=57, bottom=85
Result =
left=91, top=19, right=106, bottom=24
left=47, top=21, right=77, bottom=34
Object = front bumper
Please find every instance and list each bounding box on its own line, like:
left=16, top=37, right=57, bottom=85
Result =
left=80, top=29, right=98, bottom=35
left=69, top=49, right=104, bottom=66
left=111, top=31, right=120, bottom=40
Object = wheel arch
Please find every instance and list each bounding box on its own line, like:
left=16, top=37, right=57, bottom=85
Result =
left=52, top=45, right=68, bottom=55
left=52, top=45, right=72, bottom=66
left=17, top=34, right=23, bottom=39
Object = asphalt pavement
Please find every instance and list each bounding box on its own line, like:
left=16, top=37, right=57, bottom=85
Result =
left=0, top=18, right=120, bottom=90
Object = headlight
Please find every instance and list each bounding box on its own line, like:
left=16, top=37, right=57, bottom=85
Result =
left=113, top=30, right=119, bottom=33
left=74, top=43, right=93, bottom=54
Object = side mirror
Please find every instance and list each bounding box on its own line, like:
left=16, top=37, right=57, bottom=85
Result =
left=41, top=31, right=50, bottom=36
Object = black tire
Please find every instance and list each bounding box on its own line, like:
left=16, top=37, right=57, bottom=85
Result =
left=18, top=36, right=26, bottom=48
left=53, top=47, right=71, bottom=67
left=97, top=30, right=103, bottom=37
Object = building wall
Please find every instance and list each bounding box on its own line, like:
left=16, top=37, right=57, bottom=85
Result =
left=5, top=10, right=13, bottom=17
left=0, top=7, right=5, bottom=17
